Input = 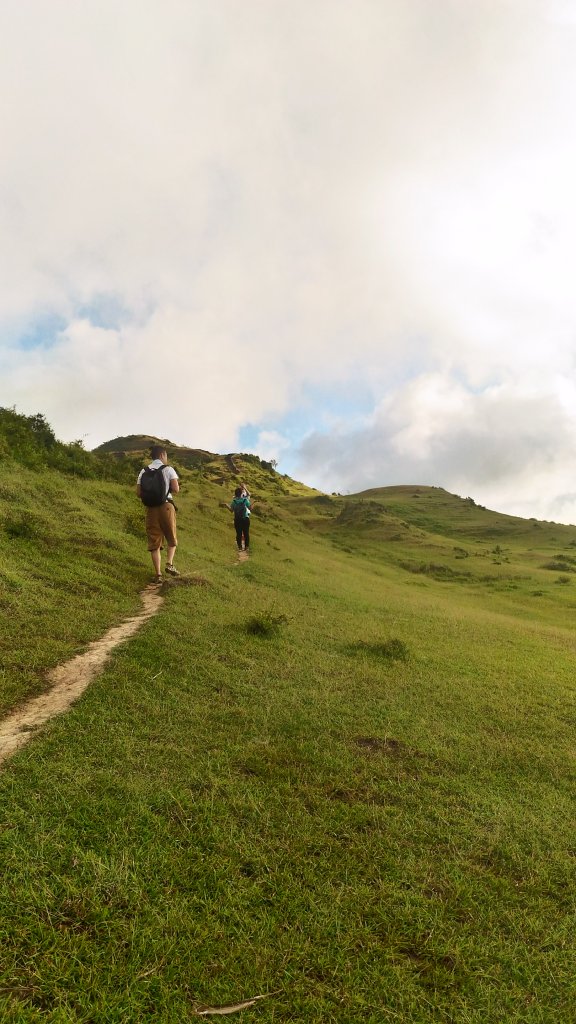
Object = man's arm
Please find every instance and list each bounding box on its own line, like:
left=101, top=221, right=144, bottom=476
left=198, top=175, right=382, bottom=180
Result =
left=166, top=466, right=179, bottom=495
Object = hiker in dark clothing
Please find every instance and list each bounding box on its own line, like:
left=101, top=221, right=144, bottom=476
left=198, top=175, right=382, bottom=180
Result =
left=227, top=486, right=251, bottom=552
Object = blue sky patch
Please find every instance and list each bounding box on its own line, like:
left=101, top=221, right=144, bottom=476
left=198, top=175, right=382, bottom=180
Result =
left=10, top=313, right=68, bottom=352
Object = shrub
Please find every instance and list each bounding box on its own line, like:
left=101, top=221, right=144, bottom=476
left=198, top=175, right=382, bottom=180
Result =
left=0, top=407, right=141, bottom=482
left=245, top=611, right=287, bottom=637
left=4, top=515, right=39, bottom=540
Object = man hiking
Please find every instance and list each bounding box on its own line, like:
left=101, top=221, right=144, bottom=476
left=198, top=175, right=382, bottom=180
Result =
left=227, top=485, right=252, bottom=553
left=136, top=445, right=180, bottom=583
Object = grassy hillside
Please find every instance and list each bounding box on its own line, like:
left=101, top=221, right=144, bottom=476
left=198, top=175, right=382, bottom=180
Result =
left=0, top=415, right=574, bottom=1022
left=94, top=433, right=320, bottom=498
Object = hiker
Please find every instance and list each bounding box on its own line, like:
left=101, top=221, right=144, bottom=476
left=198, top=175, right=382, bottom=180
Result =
left=227, top=485, right=252, bottom=552
left=136, top=445, right=180, bottom=583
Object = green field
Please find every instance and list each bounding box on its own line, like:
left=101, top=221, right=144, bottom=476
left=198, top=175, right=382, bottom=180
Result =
left=0, top=414, right=575, bottom=1022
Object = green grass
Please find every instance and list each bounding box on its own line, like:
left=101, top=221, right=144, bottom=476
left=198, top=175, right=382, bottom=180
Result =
left=0, top=461, right=575, bottom=1021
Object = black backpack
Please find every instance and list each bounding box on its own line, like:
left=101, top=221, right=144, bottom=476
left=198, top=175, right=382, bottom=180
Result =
left=140, top=466, right=168, bottom=507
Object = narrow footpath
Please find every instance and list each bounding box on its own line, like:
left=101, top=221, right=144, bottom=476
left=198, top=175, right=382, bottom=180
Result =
left=0, top=586, right=164, bottom=766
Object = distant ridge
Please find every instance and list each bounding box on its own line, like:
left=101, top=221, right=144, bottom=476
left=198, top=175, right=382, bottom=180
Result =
left=93, top=434, right=183, bottom=454
left=93, top=433, right=321, bottom=498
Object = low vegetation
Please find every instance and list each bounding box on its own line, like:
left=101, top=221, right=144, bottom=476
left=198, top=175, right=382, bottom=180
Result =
left=0, top=411, right=574, bottom=1022
left=244, top=610, right=288, bottom=637
left=0, top=407, right=141, bottom=481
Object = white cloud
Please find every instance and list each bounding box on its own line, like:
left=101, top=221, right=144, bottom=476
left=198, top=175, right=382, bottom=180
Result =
left=1, top=1, right=576, bottom=518
left=298, top=372, right=576, bottom=522
left=244, top=430, right=290, bottom=465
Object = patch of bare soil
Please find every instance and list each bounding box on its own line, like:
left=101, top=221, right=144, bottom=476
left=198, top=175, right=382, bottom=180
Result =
left=0, top=586, right=164, bottom=767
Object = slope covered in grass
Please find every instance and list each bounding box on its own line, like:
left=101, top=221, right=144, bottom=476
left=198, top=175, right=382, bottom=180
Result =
left=0, top=416, right=575, bottom=1022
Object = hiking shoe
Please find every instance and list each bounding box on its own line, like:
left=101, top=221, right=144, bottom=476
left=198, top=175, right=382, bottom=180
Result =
left=153, top=574, right=163, bottom=585
left=165, top=563, right=180, bottom=577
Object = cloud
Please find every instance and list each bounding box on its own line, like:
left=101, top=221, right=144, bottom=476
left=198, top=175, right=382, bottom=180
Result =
left=298, top=372, right=576, bottom=521
left=245, top=430, right=291, bottom=465
left=1, top=1, right=576, bottom=518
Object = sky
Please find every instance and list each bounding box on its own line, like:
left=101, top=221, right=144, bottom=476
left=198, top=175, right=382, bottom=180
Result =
left=2, top=0, right=576, bottom=522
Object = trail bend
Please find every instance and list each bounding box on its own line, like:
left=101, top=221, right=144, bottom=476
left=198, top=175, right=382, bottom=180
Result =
left=0, top=586, right=164, bottom=766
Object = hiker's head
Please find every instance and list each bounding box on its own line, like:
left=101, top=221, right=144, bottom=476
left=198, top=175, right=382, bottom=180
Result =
left=151, top=445, right=167, bottom=462
left=234, top=487, right=243, bottom=498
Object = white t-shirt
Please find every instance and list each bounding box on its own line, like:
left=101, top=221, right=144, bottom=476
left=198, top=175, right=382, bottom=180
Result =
left=137, top=459, right=178, bottom=501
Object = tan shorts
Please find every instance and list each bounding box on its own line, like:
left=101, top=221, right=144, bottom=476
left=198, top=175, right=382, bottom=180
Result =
left=145, top=502, right=177, bottom=551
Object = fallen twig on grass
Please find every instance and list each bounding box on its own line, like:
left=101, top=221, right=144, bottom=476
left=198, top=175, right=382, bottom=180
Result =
left=193, top=992, right=272, bottom=1016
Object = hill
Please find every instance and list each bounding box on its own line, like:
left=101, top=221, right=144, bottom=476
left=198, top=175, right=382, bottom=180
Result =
left=0, top=410, right=574, bottom=1021
left=93, top=432, right=321, bottom=498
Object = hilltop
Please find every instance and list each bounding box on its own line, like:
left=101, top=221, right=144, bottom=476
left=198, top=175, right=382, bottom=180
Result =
left=93, top=432, right=322, bottom=498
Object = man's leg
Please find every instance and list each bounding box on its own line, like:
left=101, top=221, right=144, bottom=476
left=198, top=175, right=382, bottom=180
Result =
left=162, top=505, right=180, bottom=575
left=146, top=508, right=163, bottom=580
left=243, top=520, right=250, bottom=550
left=165, top=542, right=179, bottom=574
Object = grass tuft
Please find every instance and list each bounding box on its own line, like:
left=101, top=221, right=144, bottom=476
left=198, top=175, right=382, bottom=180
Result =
left=4, top=515, right=39, bottom=540
left=345, top=637, right=409, bottom=661
left=245, top=610, right=288, bottom=637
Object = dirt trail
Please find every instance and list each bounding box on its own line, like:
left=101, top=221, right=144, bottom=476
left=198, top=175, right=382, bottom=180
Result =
left=0, top=586, right=164, bottom=766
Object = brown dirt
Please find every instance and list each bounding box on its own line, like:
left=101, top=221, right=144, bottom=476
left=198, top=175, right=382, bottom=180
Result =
left=0, top=585, right=164, bottom=766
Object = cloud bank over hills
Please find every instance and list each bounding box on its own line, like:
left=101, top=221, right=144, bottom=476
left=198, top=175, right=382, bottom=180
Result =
left=298, top=374, right=576, bottom=522
left=1, top=1, right=576, bottom=520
